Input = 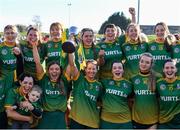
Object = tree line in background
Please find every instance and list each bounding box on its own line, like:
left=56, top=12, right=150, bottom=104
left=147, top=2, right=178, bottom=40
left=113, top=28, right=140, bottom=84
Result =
left=3, top=11, right=130, bottom=35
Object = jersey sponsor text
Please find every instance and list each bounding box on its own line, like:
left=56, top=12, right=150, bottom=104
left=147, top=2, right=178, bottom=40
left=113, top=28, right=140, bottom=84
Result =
left=160, top=96, right=179, bottom=101
left=2, top=59, right=16, bottom=64
left=84, top=90, right=96, bottom=101
left=134, top=90, right=155, bottom=95
left=105, top=50, right=121, bottom=56
left=106, top=89, right=127, bottom=97
left=127, top=54, right=141, bottom=61
left=47, top=52, right=61, bottom=57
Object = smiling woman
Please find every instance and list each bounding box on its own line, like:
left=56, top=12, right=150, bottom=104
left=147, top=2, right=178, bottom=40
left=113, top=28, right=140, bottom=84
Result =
left=67, top=53, right=103, bottom=129
left=4, top=73, right=35, bottom=129
left=130, top=53, right=159, bottom=129
left=32, top=40, right=71, bottom=129
left=100, top=61, right=133, bottom=129
left=156, top=59, right=180, bottom=129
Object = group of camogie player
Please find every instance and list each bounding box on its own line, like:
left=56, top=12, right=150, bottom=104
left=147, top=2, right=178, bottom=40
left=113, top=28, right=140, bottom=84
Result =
left=0, top=7, right=179, bottom=129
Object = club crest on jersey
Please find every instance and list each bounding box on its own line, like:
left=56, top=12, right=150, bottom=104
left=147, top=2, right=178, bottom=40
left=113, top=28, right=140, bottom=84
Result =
left=54, top=44, right=58, bottom=48
left=115, top=42, right=120, bottom=46
left=123, top=83, right=128, bottom=88
left=160, top=84, right=166, bottom=90
left=0, top=94, right=5, bottom=100
left=134, top=78, right=140, bottom=84
left=109, top=81, right=114, bottom=85
left=89, top=84, right=94, bottom=89
left=174, top=48, right=180, bottom=53
left=125, top=46, right=131, bottom=51
left=48, top=44, right=52, bottom=48
left=150, top=45, right=156, bottom=51
left=159, top=46, right=164, bottom=50
left=101, top=44, right=106, bottom=49
left=95, top=85, right=100, bottom=91
left=177, top=84, right=180, bottom=89
left=23, top=47, right=28, bottom=52
left=140, top=44, right=145, bottom=49
left=1, top=49, right=7, bottom=55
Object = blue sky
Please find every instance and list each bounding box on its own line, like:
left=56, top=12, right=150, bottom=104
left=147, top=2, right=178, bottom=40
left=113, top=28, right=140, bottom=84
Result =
left=0, top=0, right=180, bottom=33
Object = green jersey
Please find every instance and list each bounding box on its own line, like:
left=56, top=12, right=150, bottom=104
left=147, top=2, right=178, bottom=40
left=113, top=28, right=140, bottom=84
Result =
left=83, top=46, right=100, bottom=60
left=122, top=42, right=148, bottom=79
left=0, top=76, right=13, bottom=112
left=96, top=41, right=123, bottom=79
left=5, top=87, right=30, bottom=116
left=76, top=44, right=100, bottom=70
left=100, top=78, right=132, bottom=123
left=148, top=41, right=171, bottom=75
left=20, top=41, right=45, bottom=78
left=69, top=73, right=102, bottom=128
left=156, top=77, right=180, bottom=124
left=0, top=42, right=17, bottom=78
left=131, top=73, right=158, bottom=124
left=172, top=44, right=180, bottom=76
left=37, top=74, right=69, bottom=112
left=44, top=41, right=66, bottom=68
left=118, top=34, right=127, bottom=46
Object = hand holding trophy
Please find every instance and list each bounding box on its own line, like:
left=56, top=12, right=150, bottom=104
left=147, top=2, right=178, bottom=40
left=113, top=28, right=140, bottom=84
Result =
left=62, top=40, right=75, bottom=53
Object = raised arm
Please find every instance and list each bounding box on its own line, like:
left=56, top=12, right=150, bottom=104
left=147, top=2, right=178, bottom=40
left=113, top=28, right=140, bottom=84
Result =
left=129, top=7, right=136, bottom=23
left=32, top=43, right=44, bottom=75
left=13, top=46, right=24, bottom=78
left=66, top=53, right=79, bottom=79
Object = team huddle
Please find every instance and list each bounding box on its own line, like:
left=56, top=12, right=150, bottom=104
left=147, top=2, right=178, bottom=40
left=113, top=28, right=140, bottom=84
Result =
left=0, top=7, right=180, bottom=129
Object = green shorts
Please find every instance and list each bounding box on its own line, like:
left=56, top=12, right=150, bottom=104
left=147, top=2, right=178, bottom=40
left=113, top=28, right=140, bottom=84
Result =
left=100, top=119, right=133, bottom=129
left=37, top=111, right=66, bottom=129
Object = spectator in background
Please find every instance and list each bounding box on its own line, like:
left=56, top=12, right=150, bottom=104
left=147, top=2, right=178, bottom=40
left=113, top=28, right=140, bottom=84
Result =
left=43, top=34, right=49, bottom=42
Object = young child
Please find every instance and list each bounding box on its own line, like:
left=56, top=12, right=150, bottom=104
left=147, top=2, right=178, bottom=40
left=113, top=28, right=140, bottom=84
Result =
left=11, top=85, right=43, bottom=129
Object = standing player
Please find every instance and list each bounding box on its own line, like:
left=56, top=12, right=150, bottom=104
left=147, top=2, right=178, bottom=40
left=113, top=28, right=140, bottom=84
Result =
left=77, top=28, right=101, bottom=70
left=0, top=25, right=20, bottom=80
left=97, top=24, right=123, bottom=80
left=44, top=22, right=66, bottom=68
left=20, top=27, right=45, bottom=79
left=67, top=52, right=103, bottom=129
left=118, top=7, right=136, bottom=45
left=100, top=61, right=133, bottom=129
left=32, top=41, right=71, bottom=129
left=148, top=22, right=172, bottom=76
left=122, top=23, right=148, bottom=79
left=130, top=53, right=159, bottom=129
left=156, top=59, right=180, bottom=129
left=172, top=39, right=180, bottom=76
